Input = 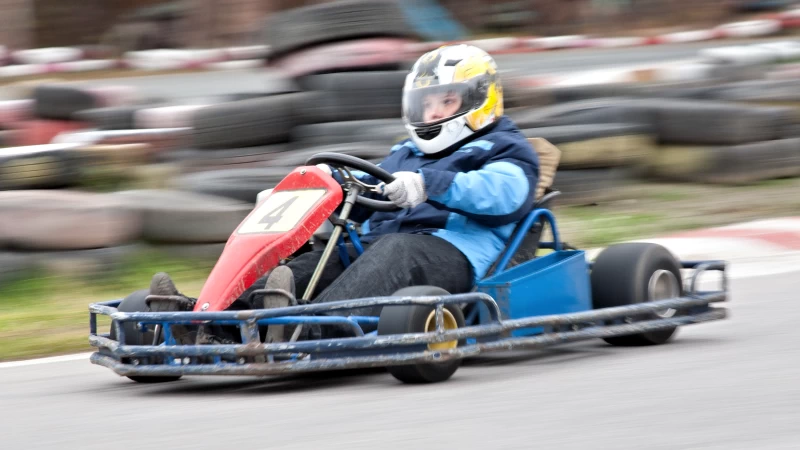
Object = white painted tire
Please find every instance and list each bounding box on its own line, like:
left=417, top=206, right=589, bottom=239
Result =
left=124, top=50, right=187, bottom=71
left=715, top=20, right=782, bottom=38
left=124, top=59, right=184, bottom=71
left=205, top=60, right=264, bottom=71
left=56, top=60, right=119, bottom=73
left=552, top=68, right=636, bottom=87
left=591, top=37, right=648, bottom=48
left=125, top=49, right=226, bottom=70
left=134, top=104, right=209, bottom=129
left=182, top=49, right=226, bottom=64
left=527, top=35, right=588, bottom=50
left=0, top=64, right=48, bottom=79
left=699, top=46, right=779, bottom=65
left=752, top=41, right=800, bottom=62
left=654, top=62, right=716, bottom=82
left=659, top=30, right=718, bottom=44
left=11, top=47, right=83, bottom=65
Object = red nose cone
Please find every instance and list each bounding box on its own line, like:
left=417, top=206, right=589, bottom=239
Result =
left=195, top=167, right=343, bottom=311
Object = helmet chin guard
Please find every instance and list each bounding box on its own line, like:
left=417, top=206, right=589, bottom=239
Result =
left=406, top=116, right=473, bottom=155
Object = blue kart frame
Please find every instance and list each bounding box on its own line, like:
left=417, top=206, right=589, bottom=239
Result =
left=88, top=193, right=729, bottom=380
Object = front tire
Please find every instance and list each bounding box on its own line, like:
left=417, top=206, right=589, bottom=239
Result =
left=110, top=289, right=183, bottom=383
left=590, top=243, right=683, bottom=346
left=377, top=286, right=465, bottom=384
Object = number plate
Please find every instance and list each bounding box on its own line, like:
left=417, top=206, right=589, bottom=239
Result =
left=237, top=189, right=327, bottom=235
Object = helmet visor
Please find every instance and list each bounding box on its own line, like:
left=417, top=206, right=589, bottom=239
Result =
left=403, top=82, right=484, bottom=127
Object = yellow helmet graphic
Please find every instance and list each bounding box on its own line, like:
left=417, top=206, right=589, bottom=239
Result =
left=403, top=44, right=504, bottom=155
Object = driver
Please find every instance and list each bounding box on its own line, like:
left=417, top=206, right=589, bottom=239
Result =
left=150, top=45, right=540, bottom=336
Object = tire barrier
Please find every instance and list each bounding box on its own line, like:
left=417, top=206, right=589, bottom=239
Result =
left=298, top=71, right=407, bottom=123
left=0, top=190, right=141, bottom=250
left=523, top=124, right=656, bottom=170
left=263, top=0, right=418, bottom=59
left=645, top=139, right=800, bottom=185
left=109, top=189, right=254, bottom=244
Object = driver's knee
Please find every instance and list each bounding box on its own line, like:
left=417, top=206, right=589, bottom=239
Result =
left=362, top=233, right=453, bottom=266
left=362, top=233, right=413, bottom=257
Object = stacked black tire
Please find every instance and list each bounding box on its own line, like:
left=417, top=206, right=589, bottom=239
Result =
left=170, top=1, right=417, bottom=203
left=511, top=99, right=657, bottom=205
left=508, top=84, right=800, bottom=196
left=638, top=96, right=800, bottom=185
left=263, top=0, right=418, bottom=60
left=0, top=189, right=256, bottom=282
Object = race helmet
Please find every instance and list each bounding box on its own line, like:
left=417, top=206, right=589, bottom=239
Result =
left=402, top=44, right=504, bottom=155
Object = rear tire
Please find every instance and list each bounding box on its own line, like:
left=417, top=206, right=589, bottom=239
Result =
left=377, top=286, right=465, bottom=384
left=590, top=243, right=683, bottom=346
left=110, top=289, right=182, bottom=383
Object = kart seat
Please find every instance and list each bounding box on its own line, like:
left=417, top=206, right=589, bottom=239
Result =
left=530, top=138, right=561, bottom=203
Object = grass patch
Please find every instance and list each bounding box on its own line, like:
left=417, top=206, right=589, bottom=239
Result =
left=749, top=178, right=800, bottom=189
left=0, top=250, right=214, bottom=362
left=558, top=208, right=664, bottom=247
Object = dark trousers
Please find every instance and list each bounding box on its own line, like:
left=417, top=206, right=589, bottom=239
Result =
left=242, top=233, right=474, bottom=318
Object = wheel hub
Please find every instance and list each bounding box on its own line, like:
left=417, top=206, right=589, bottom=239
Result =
left=424, top=309, right=458, bottom=351
left=649, top=269, right=680, bottom=318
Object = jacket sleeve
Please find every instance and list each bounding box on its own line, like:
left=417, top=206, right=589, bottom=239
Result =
left=419, top=142, right=540, bottom=227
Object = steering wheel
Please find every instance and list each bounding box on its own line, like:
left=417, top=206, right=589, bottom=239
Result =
left=305, top=152, right=400, bottom=212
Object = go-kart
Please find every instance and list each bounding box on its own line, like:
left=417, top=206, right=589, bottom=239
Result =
left=88, top=152, right=729, bottom=384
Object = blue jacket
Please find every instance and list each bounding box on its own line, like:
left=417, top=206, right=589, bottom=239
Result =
left=350, top=116, right=540, bottom=282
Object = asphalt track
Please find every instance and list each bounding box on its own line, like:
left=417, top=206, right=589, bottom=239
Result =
left=69, top=38, right=788, bottom=100
left=2, top=267, right=798, bottom=450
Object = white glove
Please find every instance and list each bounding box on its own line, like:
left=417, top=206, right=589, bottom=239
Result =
left=315, top=164, right=333, bottom=176
left=382, top=171, right=427, bottom=208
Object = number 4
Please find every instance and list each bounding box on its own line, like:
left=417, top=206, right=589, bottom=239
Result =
left=258, top=195, right=298, bottom=230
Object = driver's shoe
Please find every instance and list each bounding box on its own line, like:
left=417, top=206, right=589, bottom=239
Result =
left=149, top=272, right=182, bottom=298
left=149, top=272, right=196, bottom=307
left=149, top=272, right=196, bottom=344
left=262, top=266, right=296, bottom=344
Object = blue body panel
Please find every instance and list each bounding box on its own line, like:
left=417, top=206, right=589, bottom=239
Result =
left=476, top=250, right=593, bottom=337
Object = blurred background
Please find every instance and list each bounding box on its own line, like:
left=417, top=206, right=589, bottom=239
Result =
left=1, top=0, right=800, bottom=360
left=2, top=0, right=800, bottom=49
